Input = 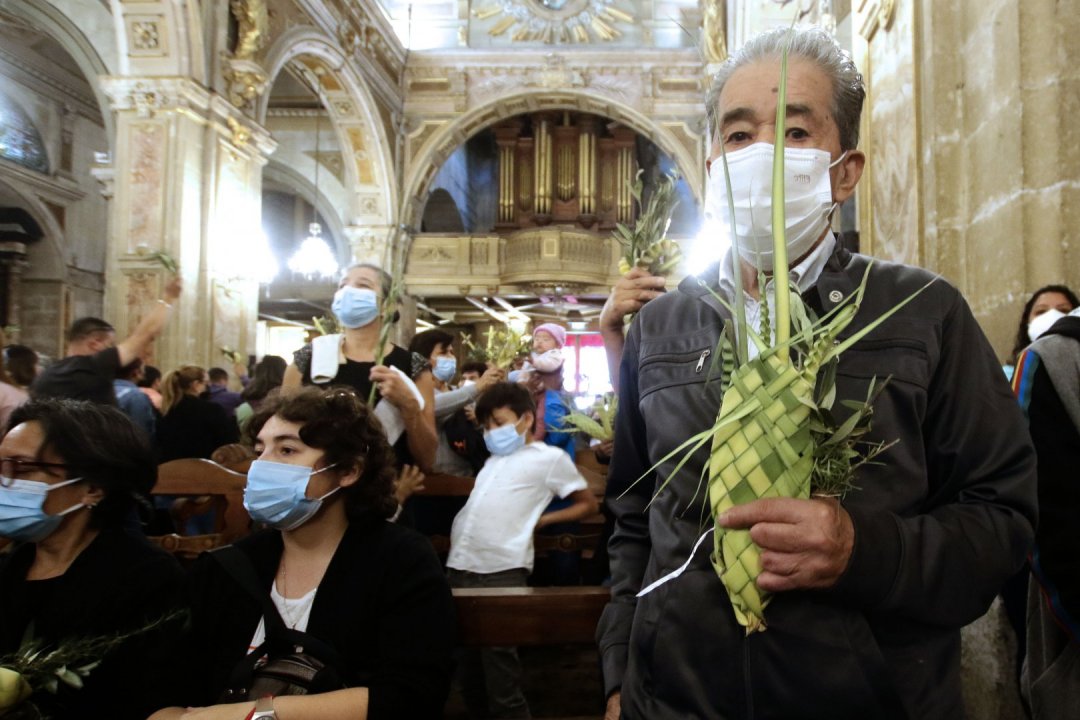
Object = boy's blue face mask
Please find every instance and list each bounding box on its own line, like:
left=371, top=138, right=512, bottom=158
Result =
left=484, top=420, right=526, bottom=456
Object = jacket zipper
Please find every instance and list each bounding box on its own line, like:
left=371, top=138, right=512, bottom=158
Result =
left=695, top=349, right=712, bottom=373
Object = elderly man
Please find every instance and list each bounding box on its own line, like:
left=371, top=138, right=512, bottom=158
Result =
left=597, top=27, right=1037, bottom=719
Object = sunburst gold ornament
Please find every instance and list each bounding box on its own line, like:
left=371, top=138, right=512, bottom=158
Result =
left=473, top=0, right=635, bottom=43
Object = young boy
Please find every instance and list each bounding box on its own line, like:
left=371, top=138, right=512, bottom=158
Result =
left=446, top=381, right=599, bottom=719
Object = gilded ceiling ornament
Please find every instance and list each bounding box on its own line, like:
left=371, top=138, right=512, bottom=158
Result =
left=700, top=0, right=727, bottom=63
left=230, top=0, right=268, bottom=60
left=472, top=0, right=634, bottom=44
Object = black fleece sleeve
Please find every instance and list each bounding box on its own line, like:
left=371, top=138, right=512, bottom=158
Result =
left=596, top=321, right=654, bottom=697
left=833, top=289, right=1038, bottom=627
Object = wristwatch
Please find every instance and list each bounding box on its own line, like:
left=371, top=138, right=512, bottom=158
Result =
left=249, top=696, right=276, bottom=720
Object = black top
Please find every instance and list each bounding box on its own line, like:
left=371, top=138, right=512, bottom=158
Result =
left=179, top=518, right=456, bottom=718
left=293, top=343, right=428, bottom=403
left=157, top=394, right=240, bottom=461
left=30, top=347, right=121, bottom=405
left=0, top=529, right=187, bottom=719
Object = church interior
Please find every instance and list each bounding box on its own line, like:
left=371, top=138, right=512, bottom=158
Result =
left=1, top=0, right=1078, bottom=717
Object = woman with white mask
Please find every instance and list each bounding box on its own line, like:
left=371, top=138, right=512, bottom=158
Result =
left=151, top=387, right=455, bottom=720
left=1005, top=285, right=1079, bottom=381
left=283, top=263, right=438, bottom=472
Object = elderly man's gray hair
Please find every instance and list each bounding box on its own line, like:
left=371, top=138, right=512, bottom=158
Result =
left=706, top=26, right=866, bottom=151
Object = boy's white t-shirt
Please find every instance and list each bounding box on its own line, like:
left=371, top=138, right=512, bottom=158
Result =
left=446, top=441, right=588, bottom=574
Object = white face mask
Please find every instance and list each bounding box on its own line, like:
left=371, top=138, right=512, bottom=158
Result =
left=705, top=143, right=846, bottom=272
left=1028, top=308, right=1066, bottom=342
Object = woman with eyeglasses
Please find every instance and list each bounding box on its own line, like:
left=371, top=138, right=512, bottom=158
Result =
left=0, top=398, right=186, bottom=718
left=151, top=387, right=455, bottom=720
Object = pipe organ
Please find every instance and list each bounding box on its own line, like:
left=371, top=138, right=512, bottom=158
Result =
left=494, top=111, right=638, bottom=231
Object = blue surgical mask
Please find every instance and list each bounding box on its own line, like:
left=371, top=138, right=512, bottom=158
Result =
left=0, top=477, right=86, bottom=543
left=484, top=421, right=526, bottom=456
left=432, top=356, right=457, bottom=383
left=332, top=287, right=379, bottom=329
left=243, top=460, right=340, bottom=531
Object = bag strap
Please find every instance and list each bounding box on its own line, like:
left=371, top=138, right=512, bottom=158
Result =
left=210, top=545, right=342, bottom=663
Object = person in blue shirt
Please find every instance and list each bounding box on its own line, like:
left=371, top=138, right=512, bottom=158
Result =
left=114, top=359, right=155, bottom=441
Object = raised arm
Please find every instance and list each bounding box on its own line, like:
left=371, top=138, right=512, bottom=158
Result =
left=116, top=276, right=182, bottom=367
left=599, top=269, right=665, bottom=392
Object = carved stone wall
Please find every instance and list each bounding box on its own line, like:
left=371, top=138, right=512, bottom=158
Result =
left=906, top=0, right=1080, bottom=359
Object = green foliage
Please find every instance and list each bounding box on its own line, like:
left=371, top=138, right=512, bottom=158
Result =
left=613, top=170, right=683, bottom=277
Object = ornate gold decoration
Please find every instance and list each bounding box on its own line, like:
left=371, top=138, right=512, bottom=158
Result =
left=226, top=117, right=251, bottom=148
left=473, top=0, right=634, bottom=44
left=222, top=59, right=269, bottom=111
left=701, top=0, right=727, bottom=63
left=230, top=0, right=268, bottom=60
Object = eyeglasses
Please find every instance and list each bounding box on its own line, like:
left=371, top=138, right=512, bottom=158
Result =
left=0, top=459, right=72, bottom=484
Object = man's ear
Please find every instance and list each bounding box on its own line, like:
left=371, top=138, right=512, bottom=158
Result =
left=833, top=149, right=865, bottom=204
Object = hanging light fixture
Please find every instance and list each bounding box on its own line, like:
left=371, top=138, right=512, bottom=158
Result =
left=288, top=78, right=339, bottom=280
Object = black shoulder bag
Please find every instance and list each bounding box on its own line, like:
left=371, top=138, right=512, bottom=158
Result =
left=211, top=546, right=345, bottom=701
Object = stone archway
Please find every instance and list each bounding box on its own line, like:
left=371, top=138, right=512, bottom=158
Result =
left=259, top=28, right=397, bottom=232
left=402, top=89, right=705, bottom=231
left=6, top=0, right=117, bottom=149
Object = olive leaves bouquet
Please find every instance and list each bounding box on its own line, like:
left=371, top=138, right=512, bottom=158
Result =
left=0, top=611, right=185, bottom=718
left=614, top=170, right=683, bottom=285
left=461, top=326, right=532, bottom=369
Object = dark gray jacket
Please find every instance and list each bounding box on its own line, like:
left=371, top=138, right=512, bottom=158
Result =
left=598, top=243, right=1037, bottom=719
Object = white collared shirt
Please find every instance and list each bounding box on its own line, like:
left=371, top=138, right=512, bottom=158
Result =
left=717, top=235, right=836, bottom=359
left=447, top=442, right=587, bottom=574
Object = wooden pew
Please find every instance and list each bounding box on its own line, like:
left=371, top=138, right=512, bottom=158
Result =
left=148, top=458, right=252, bottom=556
left=452, top=586, right=610, bottom=647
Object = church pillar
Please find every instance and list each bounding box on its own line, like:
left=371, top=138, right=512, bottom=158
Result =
left=100, top=76, right=275, bottom=370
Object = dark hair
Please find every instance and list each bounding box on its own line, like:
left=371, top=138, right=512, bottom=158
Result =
left=7, top=398, right=157, bottom=529
left=460, top=361, right=488, bottom=377
left=3, top=345, right=38, bottom=387
left=1011, top=284, right=1080, bottom=364
left=246, top=387, right=397, bottom=519
left=409, top=329, right=455, bottom=362
left=138, top=365, right=162, bottom=388
left=116, top=358, right=143, bottom=381
left=474, top=382, right=536, bottom=426
left=208, top=367, right=228, bottom=383
left=242, top=355, right=287, bottom=403
left=67, top=317, right=115, bottom=343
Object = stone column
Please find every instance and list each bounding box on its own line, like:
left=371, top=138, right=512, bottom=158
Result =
left=100, top=77, right=275, bottom=370
left=0, top=242, right=28, bottom=338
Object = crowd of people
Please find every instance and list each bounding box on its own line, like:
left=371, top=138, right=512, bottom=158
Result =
left=0, top=24, right=1074, bottom=720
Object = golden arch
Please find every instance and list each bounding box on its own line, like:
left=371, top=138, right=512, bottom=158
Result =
left=402, top=90, right=705, bottom=229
